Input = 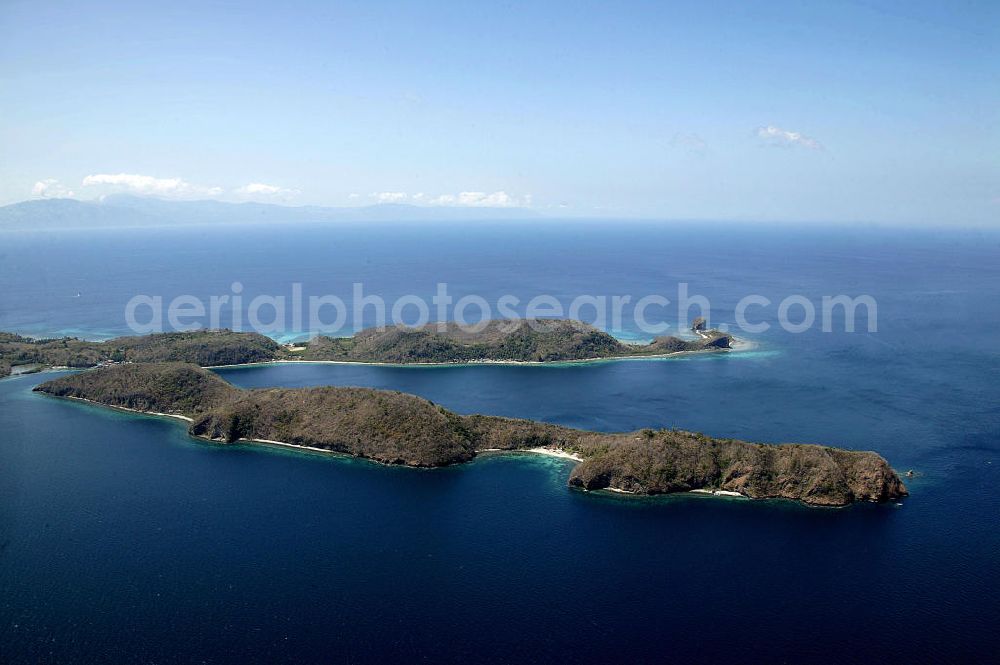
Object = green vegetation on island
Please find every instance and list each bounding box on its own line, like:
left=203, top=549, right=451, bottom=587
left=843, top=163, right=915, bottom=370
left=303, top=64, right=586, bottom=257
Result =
left=35, top=363, right=907, bottom=506
left=0, top=330, right=280, bottom=378
left=297, top=319, right=733, bottom=363
left=2, top=320, right=731, bottom=377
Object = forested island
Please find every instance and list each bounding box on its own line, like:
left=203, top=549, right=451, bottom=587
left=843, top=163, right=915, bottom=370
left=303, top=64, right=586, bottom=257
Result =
left=1, top=320, right=732, bottom=377
left=34, top=363, right=907, bottom=506
left=0, top=330, right=280, bottom=378
left=299, top=319, right=732, bottom=363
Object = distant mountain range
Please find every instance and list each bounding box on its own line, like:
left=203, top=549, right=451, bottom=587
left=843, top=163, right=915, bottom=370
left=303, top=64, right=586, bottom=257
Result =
left=0, top=195, right=538, bottom=229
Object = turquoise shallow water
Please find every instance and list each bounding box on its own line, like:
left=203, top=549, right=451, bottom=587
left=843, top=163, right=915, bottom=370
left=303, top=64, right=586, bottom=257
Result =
left=2, top=223, right=999, bottom=662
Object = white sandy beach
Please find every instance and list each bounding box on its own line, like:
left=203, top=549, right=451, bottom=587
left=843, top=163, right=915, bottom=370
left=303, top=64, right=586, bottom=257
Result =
left=242, top=437, right=353, bottom=457
left=525, top=447, right=584, bottom=461
left=478, top=447, right=583, bottom=462
left=61, top=395, right=193, bottom=422
left=603, top=487, right=746, bottom=498
left=689, top=488, right=746, bottom=498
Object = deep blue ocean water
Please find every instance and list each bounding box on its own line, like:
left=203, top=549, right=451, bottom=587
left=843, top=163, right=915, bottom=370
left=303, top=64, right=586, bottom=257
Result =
left=2, top=222, right=999, bottom=663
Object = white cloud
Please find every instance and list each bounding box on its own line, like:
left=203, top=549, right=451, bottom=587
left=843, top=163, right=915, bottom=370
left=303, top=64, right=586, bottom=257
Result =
left=237, top=183, right=281, bottom=195
left=756, top=125, right=823, bottom=150
left=32, top=179, right=75, bottom=198
left=431, top=191, right=528, bottom=207
left=235, top=182, right=298, bottom=198
left=82, top=173, right=223, bottom=198
left=368, top=190, right=529, bottom=207
left=372, top=192, right=408, bottom=203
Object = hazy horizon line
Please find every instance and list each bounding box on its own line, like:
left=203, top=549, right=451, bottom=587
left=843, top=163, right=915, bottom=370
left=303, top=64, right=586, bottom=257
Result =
left=2, top=194, right=998, bottom=231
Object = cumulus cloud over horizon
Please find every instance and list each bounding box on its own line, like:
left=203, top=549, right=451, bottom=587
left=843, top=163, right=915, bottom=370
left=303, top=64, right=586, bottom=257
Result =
left=30, top=174, right=300, bottom=201
left=370, top=190, right=530, bottom=207
left=82, top=173, right=223, bottom=197
left=235, top=182, right=299, bottom=198
left=373, top=191, right=409, bottom=204
left=756, top=125, right=823, bottom=150
left=32, top=179, right=75, bottom=198
left=27, top=174, right=529, bottom=209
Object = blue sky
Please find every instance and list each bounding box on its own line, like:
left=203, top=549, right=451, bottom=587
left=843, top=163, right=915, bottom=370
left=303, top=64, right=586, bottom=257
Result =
left=1, top=0, right=997, bottom=224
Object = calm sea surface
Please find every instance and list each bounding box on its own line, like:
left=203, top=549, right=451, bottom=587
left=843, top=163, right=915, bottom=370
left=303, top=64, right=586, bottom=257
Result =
left=1, top=222, right=999, bottom=662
